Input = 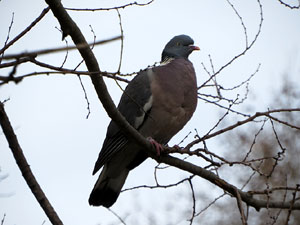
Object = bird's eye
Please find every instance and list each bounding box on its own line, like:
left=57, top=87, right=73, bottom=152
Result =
left=176, top=42, right=180, bottom=46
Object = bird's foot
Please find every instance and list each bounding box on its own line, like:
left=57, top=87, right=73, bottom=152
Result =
left=172, top=144, right=182, bottom=151
left=147, top=137, right=164, bottom=156
left=164, top=144, right=182, bottom=153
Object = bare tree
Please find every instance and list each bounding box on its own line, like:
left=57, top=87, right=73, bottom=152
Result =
left=214, top=78, right=300, bottom=225
left=0, top=0, right=299, bottom=224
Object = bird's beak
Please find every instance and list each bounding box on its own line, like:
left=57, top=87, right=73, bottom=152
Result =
left=190, top=45, right=200, bottom=51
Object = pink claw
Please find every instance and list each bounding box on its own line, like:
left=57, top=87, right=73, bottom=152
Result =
left=147, top=137, right=164, bottom=156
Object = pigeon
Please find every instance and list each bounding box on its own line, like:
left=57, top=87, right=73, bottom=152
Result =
left=89, top=34, right=199, bottom=207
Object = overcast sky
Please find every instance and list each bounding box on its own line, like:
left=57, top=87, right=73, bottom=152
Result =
left=1, top=0, right=300, bottom=224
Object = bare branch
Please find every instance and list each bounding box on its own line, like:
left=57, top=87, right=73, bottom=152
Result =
left=285, top=185, right=300, bottom=224
left=198, top=0, right=263, bottom=89
left=268, top=114, right=300, bottom=130
left=242, top=119, right=267, bottom=161
left=1, top=214, right=5, bottom=225
left=116, top=9, right=124, bottom=73
left=0, top=57, right=32, bottom=69
left=187, top=108, right=300, bottom=148
left=158, top=154, right=300, bottom=211
left=234, top=187, right=248, bottom=225
left=0, top=58, right=130, bottom=85
left=71, top=25, right=96, bottom=119
left=248, top=186, right=300, bottom=195
left=188, top=179, right=196, bottom=225
left=107, top=208, right=127, bottom=225
left=226, top=0, right=248, bottom=48
left=65, top=0, right=154, bottom=11
left=78, top=75, right=91, bottom=119
left=197, top=94, right=250, bottom=117
left=122, top=175, right=194, bottom=192
left=202, top=98, right=236, bottom=137
left=0, top=102, right=63, bottom=225
left=0, top=7, right=50, bottom=56
left=1, top=36, right=121, bottom=60
left=0, top=12, right=14, bottom=62
left=0, top=70, right=129, bottom=85
left=195, top=193, right=226, bottom=217
left=267, top=118, right=286, bottom=178
left=54, top=26, right=69, bottom=68
left=278, top=0, right=300, bottom=9
left=219, top=63, right=261, bottom=91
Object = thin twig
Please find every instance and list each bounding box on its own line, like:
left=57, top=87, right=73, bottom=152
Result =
left=0, top=12, right=14, bottom=62
left=198, top=0, right=263, bottom=89
left=197, top=95, right=250, bottom=117
left=122, top=175, right=194, bottom=192
left=188, top=179, right=196, bottom=225
left=65, top=0, right=154, bottom=11
left=0, top=57, right=32, bottom=69
left=267, top=118, right=286, bottom=178
left=78, top=76, right=91, bottom=119
left=284, top=184, right=300, bottom=225
left=226, top=0, right=248, bottom=48
left=220, top=64, right=261, bottom=91
left=0, top=7, right=50, bottom=56
left=195, top=193, right=226, bottom=217
left=201, top=98, right=238, bottom=139
left=241, top=160, right=264, bottom=190
left=107, top=208, right=127, bottom=225
left=248, top=186, right=300, bottom=195
left=242, top=119, right=267, bottom=161
left=267, top=114, right=300, bottom=130
left=278, top=0, right=300, bottom=9
left=54, top=26, right=69, bottom=68
left=75, top=25, right=96, bottom=119
left=1, top=214, right=5, bottom=225
left=234, top=187, right=248, bottom=225
left=116, top=9, right=124, bottom=73
left=269, top=177, right=288, bottom=225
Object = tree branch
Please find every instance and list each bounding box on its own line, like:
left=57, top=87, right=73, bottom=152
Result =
left=0, top=7, right=50, bottom=56
left=278, top=0, right=300, bottom=9
left=157, top=154, right=300, bottom=211
left=234, top=187, right=248, bottom=225
left=0, top=102, right=63, bottom=225
left=1, top=36, right=121, bottom=60
left=64, top=0, right=154, bottom=11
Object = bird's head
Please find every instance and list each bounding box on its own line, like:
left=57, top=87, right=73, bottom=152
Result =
left=161, top=35, right=200, bottom=62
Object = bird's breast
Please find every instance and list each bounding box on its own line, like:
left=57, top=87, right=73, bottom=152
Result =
left=139, top=59, right=197, bottom=143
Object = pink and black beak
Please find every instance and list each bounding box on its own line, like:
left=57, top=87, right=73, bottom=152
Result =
left=189, top=45, right=200, bottom=51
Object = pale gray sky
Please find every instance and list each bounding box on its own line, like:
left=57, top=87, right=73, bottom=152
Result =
left=1, top=0, right=300, bottom=224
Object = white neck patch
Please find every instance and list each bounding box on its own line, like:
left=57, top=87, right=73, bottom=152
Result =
left=160, top=57, right=174, bottom=66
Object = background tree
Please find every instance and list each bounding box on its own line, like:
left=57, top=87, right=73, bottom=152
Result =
left=0, top=0, right=300, bottom=224
left=186, top=77, right=300, bottom=225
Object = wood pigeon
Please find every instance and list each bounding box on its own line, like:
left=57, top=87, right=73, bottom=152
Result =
left=89, top=35, right=199, bottom=207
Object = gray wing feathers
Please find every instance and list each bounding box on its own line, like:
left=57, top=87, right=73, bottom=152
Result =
left=117, top=70, right=153, bottom=128
left=92, top=70, right=153, bottom=174
left=92, top=132, right=127, bottom=175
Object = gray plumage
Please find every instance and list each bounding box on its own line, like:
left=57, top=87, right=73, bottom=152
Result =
left=89, top=35, right=199, bottom=207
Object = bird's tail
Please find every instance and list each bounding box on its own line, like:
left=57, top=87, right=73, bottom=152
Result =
left=89, top=165, right=129, bottom=208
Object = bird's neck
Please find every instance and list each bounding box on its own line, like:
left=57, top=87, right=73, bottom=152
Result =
left=160, top=56, right=175, bottom=65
